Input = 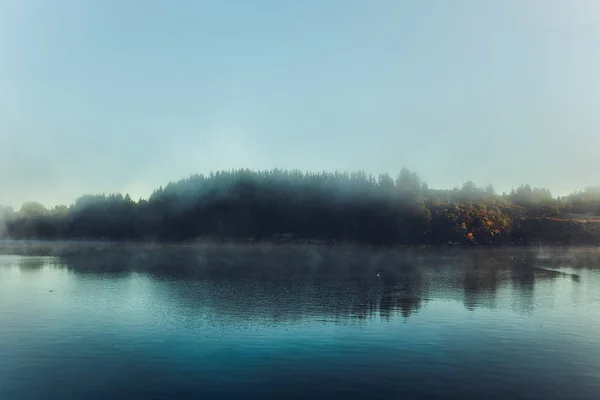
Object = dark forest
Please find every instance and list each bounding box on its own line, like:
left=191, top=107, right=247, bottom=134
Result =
left=2, top=168, right=600, bottom=245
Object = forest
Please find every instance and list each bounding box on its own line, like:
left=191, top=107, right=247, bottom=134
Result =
left=2, top=168, right=600, bottom=245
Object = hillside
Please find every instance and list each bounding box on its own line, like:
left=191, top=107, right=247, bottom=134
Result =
left=1, top=168, right=600, bottom=246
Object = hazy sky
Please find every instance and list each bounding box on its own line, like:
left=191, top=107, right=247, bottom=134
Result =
left=1, top=0, right=599, bottom=207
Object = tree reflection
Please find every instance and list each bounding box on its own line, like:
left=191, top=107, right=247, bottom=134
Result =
left=1, top=243, right=589, bottom=323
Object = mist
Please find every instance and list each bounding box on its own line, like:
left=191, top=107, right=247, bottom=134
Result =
left=1, top=168, right=600, bottom=246
left=3, top=1, right=600, bottom=208
left=3, top=2, right=600, bottom=399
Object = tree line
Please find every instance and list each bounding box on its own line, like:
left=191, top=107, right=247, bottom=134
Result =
left=2, top=168, right=600, bottom=245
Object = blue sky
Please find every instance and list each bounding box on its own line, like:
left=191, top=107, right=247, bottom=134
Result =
left=1, top=0, right=599, bottom=207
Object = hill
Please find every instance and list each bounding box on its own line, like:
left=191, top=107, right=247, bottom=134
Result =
left=2, top=168, right=600, bottom=246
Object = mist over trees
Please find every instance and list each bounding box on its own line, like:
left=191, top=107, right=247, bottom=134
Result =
left=2, top=168, right=600, bottom=245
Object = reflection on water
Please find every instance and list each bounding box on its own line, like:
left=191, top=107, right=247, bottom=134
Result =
left=1, top=243, right=600, bottom=399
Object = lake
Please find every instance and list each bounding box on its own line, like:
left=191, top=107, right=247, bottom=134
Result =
left=1, top=242, right=599, bottom=399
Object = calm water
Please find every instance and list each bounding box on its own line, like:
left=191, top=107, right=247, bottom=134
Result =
left=1, top=242, right=600, bottom=399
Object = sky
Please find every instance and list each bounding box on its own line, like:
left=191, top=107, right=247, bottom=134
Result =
left=1, top=0, right=600, bottom=208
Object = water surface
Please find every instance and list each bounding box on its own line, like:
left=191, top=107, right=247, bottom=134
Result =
left=1, top=243, right=599, bottom=399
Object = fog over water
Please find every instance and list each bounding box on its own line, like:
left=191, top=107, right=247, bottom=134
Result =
left=1, top=243, right=599, bottom=399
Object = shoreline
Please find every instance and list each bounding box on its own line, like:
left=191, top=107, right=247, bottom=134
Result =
left=0, top=237, right=597, bottom=249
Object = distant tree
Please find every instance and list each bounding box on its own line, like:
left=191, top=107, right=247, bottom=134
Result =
left=377, top=173, right=395, bottom=194
left=0, top=206, right=14, bottom=237
left=460, top=181, right=488, bottom=201
left=51, top=205, right=68, bottom=216
left=2, top=167, right=597, bottom=245
left=19, top=202, right=49, bottom=218
left=395, top=167, right=422, bottom=201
